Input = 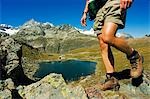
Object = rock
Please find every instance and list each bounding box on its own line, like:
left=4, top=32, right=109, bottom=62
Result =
left=0, top=37, right=34, bottom=85
left=0, top=78, right=15, bottom=99
left=0, top=89, right=12, bottom=99
left=0, top=32, right=9, bottom=38
left=0, top=38, right=21, bottom=53
left=0, top=38, right=21, bottom=75
left=18, top=73, right=87, bottom=99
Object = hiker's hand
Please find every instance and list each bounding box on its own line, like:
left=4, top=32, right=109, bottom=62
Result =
left=120, top=0, right=133, bottom=9
left=81, top=12, right=87, bottom=26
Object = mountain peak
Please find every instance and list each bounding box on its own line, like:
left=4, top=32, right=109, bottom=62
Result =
left=22, top=19, right=41, bottom=27
left=22, top=19, right=54, bottom=28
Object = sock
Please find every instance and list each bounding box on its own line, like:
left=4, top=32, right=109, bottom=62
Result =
left=106, top=73, right=114, bottom=79
left=127, top=50, right=138, bottom=60
left=106, top=72, right=118, bottom=79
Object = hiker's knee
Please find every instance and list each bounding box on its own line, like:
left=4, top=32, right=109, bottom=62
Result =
left=100, top=42, right=108, bottom=53
left=101, top=34, right=115, bottom=45
left=97, top=34, right=108, bottom=51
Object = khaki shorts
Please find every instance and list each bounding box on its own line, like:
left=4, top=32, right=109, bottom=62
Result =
left=93, top=0, right=126, bottom=34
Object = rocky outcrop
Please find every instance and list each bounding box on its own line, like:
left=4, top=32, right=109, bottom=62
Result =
left=18, top=73, right=87, bottom=99
left=0, top=78, right=15, bottom=99
left=0, top=37, right=21, bottom=80
left=0, top=37, right=33, bottom=85
left=0, top=38, right=21, bottom=74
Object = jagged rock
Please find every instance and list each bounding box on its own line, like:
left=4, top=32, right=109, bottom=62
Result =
left=18, top=73, right=87, bottom=99
left=0, top=38, right=21, bottom=75
left=0, top=38, right=21, bottom=53
left=0, top=37, right=34, bottom=86
left=0, top=78, right=15, bottom=99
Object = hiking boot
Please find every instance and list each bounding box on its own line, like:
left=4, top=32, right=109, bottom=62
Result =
left=127, top=50, right=144, bottom=78
left=97, top=74, right=120, bottom=91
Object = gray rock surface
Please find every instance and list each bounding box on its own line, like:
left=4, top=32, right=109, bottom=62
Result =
left=18, top=73, right=87, bottom=99
left=0, top=38, right=21, bottom=75
left=0, top=78, right=15, bottom=99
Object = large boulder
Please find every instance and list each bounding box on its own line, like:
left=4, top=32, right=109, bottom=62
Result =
left=18, top=73, right=87, bottom=99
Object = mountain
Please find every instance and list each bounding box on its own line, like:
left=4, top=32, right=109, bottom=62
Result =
left=0, top=24, right=19, bottom=36
left=12, top=19, right=97, bottom=53
left=116, top=32, right=134, bottom=39
left=0, top=19, right=134, bottom=39
left=76, top=27, right=134, bottom=38
left=75, top=28, right=96, bottom=36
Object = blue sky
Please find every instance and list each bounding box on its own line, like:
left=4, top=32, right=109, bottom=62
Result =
left=0, top=0, right=149, bottom=37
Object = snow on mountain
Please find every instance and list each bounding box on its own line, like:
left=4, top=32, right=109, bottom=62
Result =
left=75, top=27, right=96, bottom=36
left=75, top=27, right=133, bottom=38
left=42, top=22, right=54, bottom=27
left=22, top=19, right=54, bottom=28
left=116, top=32, right=134, bottom=39
left=0, top=24, right=19, bottom=35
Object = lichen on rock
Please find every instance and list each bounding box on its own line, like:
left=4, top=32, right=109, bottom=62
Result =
left=18, top=73, right=87, bottom=99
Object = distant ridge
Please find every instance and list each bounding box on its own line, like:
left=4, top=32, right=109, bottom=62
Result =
left=0, top=19, right=134, bottom=38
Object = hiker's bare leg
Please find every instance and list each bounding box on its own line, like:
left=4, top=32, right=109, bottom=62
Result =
left=99, top=22, right=143, bottom=79
left=108, top=46, right=114, bottom=66
left=101, top=22, right=133, bottom=56
left=98, top=34, right=114, bottom=73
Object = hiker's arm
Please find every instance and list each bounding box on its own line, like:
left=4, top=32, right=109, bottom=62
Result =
left=81, top=0, right=89, bottom=26
left=120, top=0, right=133, bottom=9
left=83, top=0, right=89, bottom=15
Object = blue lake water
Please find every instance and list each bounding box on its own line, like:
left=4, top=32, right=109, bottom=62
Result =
left=34, top=60, right=96, bottom=81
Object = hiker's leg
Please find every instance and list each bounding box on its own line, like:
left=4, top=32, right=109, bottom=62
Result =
left=101, top=22, right=143, bottom=78
left=97, top=34, right=114, bottom=73
left=101, top=22, right=133, bottom=56
left=108, top=46, right=114, bottom=66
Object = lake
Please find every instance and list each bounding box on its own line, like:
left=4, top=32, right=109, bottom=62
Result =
left=34, top=60, right=96, bottom=81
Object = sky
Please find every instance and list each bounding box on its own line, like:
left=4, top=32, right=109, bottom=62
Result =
left=0, top=0, right=150, bottom=37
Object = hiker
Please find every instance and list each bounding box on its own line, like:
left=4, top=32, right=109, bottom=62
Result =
left=81, top=0, right=143, bottom=91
